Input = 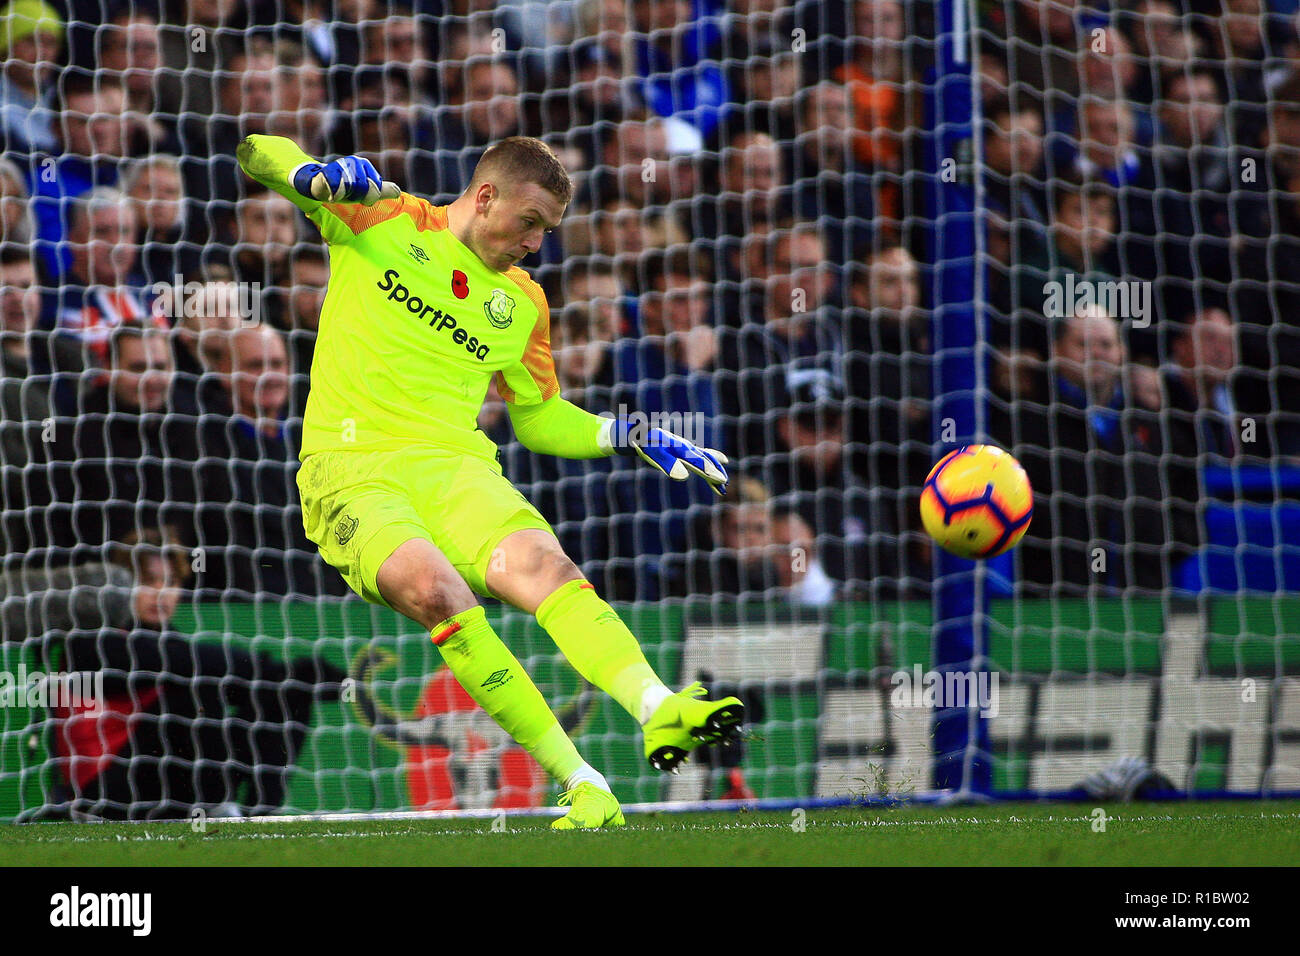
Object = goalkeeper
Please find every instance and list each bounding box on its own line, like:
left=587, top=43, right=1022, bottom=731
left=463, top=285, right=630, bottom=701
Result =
left=237, top=135, right=743, bottom=829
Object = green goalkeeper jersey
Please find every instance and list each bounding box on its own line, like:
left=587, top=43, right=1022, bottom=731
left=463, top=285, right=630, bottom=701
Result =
left=237, top=134, right=600, bottom=463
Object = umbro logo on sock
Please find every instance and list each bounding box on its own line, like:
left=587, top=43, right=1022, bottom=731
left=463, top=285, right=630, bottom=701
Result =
left=481, top=669, right=512, bottom=690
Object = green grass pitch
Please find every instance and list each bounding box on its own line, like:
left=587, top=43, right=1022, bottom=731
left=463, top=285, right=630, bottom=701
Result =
left=2, top=801, right=1298, bottom=866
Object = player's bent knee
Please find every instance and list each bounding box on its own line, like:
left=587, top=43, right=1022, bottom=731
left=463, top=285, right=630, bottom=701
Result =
left=487, top=530, right=584, bottom=613
left=405, top=582, right=473, bottom=630
left=502, top=531, right=567, bottom=571
left=376, top=539, right=476, bottom=629
left=521, top=540, right=582, bottom=589
left=537, top=545, right=580, bottom=581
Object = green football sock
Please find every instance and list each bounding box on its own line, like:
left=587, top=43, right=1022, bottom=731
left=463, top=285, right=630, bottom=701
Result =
left=535, top=579, right=669, bottom=723
left=432, top=606, right=585, bottom=786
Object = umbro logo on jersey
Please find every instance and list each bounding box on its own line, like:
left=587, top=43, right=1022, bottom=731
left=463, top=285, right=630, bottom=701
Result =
left=408, top=244, right=429, bottom=264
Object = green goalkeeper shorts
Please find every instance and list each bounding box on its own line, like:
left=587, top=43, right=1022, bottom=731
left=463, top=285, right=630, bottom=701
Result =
left=297, top=446, right=555, bottom=608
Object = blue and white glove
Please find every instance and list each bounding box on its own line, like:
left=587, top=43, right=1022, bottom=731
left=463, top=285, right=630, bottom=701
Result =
left=608, top=418, right=729, bottom=496
left=290, top=156, right=400, bottom=205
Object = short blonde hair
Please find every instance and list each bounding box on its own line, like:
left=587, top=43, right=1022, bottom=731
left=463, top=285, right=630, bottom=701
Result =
left=469, top=136, right=574, bottom=204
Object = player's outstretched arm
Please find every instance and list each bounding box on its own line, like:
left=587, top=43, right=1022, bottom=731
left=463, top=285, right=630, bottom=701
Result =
left=603, top=416, right=729, bottom=497
left=506, top=396, right=729, bottom=496
left=236, top=134, right=400, bottom=215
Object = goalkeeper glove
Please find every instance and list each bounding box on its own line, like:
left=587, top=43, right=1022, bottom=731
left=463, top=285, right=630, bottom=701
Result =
left=608, top=418, right=729, bottom=496
left=290, top=156, right=400, bottom=205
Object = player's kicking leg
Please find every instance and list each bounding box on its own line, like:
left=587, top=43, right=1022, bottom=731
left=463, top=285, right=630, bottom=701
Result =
left=486, top=529, right=746, bottom=774
left=376, top=538, right=623, bottom=829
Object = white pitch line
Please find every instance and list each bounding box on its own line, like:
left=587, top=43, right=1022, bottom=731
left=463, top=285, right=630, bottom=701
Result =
left=9, top=811, right=1299, bottom=844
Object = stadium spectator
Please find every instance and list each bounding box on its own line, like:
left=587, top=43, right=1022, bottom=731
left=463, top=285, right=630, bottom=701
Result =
left=48, top=322, right=199, bottom=554
left=518, top=299, right=624, bottom=593
left=327, top=66, right=438, bottom=181
left=1265, top=8, right=1300, bottom=95
left=1203, top=0, right=1273, bottom=147
left=192, top=323, right=345, bottom=597
left=53, top=525, right=346, bottom=819
left=980, top=0, right=1082, bottom=113
left=842, top=245, right=932, bottom=580
left=691, top=131, right=783, bottom=276
left=1037, top=29, right=1155, bottom=173
left=122, top=154, right=206, bottom=289
left=177, top=37, right=279, bottom=206
left=611, top=248, right=721, bottom=570
left=0, top=154, right=30, bottom=243
left=664, top=475, right=782, bottom=599
left=50, top=187, right=142, bottom=300
left=996, top=174, right=1120, bottom=365
left=584, top=197, right=644, bottom=271
left=995, top=305, right=1166, bottom=593
left=783, top=81, right=879, bottom=261
left=0, top=243, right=44, bottom=460
left=360, top=10, right=425, bottom=88
left=432, top=59, right=523, bottom=197
left=630, top=0, right=729, bottom=139
left=620, top=248, right=718, bottom=383
left=166, top=280, right=243, bottom=414
left=1228, top=73, right=1300, bottom=456
left=559, top=258, right=629, bottom=338
left=720, top=0, right=795, bottom=109
left=1063, top=95, right=1143, bottom=188
left=541, top=38, right=634, bottom=167
left=982, top=94, right=1049, bottom=231
left=221, top=187, right=299, bottom=321
left=579, top=193, right=687, bottom=292
left=761, top=366, right=897, bottom=597
left=1151, top=308, right=1240, bottom=563
left=717, top=224, right=840, bottom=465
left=1119, top=0, right=1203, bottom=106
left=96, top=7, right=161, bottom=109
left=96, top=8, right=178, bottom=154
left=556, top=301, right=619, bottom=408
left=0, top=0, right=63, bottom=154
left=38, top=188, right=160, bottom=416
left=283, top=0, right=373, bottom=104
left=1122, top=67, right=1234, bottom=348
left=430, top=18, right=496, bottom=106
left=155, top=0, right=251, bottom=121
left=981, top=95, right=1050, bottom=326
left=1079, top=26, right=1139, bottom=104
left=978, top=43, right=1010, bottom=105
left=1155, top=65, right=1232, bottom=197
left=715, top=48, right=801, bottom=146
left=330, top=97, right=439, bottom=195
left=285, top=244, right=328, bottom=413
left=770, top=506, right=837, bottom=606
left=266, top=40, right=329, bottom=154
left=835, top=0, right=912, bottom=172
left=0, top=244, right=53, bottom=558
left=572, top=0, right=631, bottom=66
left=583, top=118, right=675, bottom=213
left=28, top=74, right=144, bottom=282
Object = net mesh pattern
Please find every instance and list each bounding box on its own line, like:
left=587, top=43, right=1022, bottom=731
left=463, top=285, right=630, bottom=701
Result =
left=0, top=0, right=1296, bottom=819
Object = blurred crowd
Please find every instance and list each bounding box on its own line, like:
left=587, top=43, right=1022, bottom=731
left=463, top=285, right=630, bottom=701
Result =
left=0, top=0, right=1296, bottom=616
